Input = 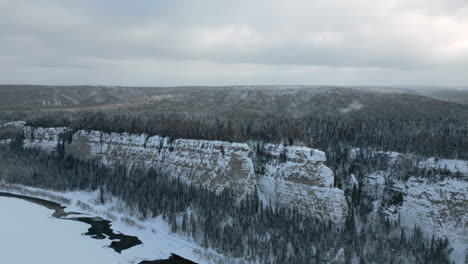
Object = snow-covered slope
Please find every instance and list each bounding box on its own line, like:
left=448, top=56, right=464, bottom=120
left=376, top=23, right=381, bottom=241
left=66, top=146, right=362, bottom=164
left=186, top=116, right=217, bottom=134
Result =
left=0, top=196, right=125, bottom=264
left=0, top=184, right=230, bottom=264
left=5, top=123, right=347, bottom=223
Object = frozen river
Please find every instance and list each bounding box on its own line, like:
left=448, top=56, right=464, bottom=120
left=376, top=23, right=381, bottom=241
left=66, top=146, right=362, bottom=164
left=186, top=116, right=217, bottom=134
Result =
left=0, top=196, right=127, bottom=263
left=0, top=192, right=197, bottom=264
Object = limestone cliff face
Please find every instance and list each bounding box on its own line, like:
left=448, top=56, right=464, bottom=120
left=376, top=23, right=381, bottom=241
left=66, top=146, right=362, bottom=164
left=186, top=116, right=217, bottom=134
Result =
left=254, top=143, right=346, bottom=223
left=67, top=131, right=347, bottom=222
left=23, top=125, right=70, bottom=152
left=354, top=151, right=468, bottom=260
left=260, top=144, right=334, bottom=188
left=6, top=123, right=348, bottom=223
left=67, top=130, right=257, bottom=197
left=383, top=178, right=468, bottom=259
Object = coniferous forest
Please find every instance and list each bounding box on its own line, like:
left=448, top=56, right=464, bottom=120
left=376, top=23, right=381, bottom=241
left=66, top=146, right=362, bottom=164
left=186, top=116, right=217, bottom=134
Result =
left=1, top=109, right=466, bottom=159
left=0, top=141, right=454, bottom=264
left=0, top=87, right=466, bottom=263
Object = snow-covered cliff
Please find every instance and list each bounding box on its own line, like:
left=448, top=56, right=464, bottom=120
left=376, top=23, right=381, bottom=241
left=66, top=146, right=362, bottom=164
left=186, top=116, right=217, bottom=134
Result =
left=23, top=126, right=70, bottom=151
left=384, top=178, right=468, bottom=260
left=67, top=130, right=257, bottom=198
left=255, top=143, right=345, bottom=223
left=353, top=150, right=468, bottom=261
left=5, top=123, right=347, bottom=223
left=2, top=121, right=70, bottom=151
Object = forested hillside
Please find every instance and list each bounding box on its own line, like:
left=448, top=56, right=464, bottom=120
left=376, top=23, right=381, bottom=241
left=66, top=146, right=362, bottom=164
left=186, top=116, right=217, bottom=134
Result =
left=0, top=85, right=466, bottom=263
left=0, top=85, right=158, bottom=110
left=0, top=142, right=455, bottom=263
left=2, top=86, right=466, bottom=159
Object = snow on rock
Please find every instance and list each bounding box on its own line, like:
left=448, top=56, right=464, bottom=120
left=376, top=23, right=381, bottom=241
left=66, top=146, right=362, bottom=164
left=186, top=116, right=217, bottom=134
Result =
left=67, top=130, right=257, bottom=197
left=256, top=143, right=346, bottom=223
left=350, top=174, right=359, bottom=186
left=419, top=157, right=468, bottom=176
left=261, top=143, right=334, bottom=188
left=1, top=121, right=69, bottom=151
left=350, top=149, right=468, bottom=260
left=259, top=175, right=347, bottom=223
left=383, top=178, right=468, bottom=261
left=7, top=123, right=347, bottom=223
left=0, top=139, right=12, bottom=145
left=7, top=123, right=71, bottom=152
left=1, top=121, right=26, bottom=127
left=349, top=148, right=401, bottom=165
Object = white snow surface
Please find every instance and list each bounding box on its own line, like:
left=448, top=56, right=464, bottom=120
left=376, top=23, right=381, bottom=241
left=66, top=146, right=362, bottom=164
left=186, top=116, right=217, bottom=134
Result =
left=0, top=185, right=231, bottom=264
left=0, top=197, right=124, bottom=264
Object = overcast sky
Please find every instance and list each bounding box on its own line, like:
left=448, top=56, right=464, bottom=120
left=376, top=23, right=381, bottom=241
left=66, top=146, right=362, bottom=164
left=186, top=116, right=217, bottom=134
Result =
left=1, top=0, right=468, bottom=86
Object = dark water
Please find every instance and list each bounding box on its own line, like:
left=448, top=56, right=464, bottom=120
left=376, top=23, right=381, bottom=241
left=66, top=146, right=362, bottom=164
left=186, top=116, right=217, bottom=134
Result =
left=0, top=191, right=197, bottom=264
left=139, top=254, right=198, bottom=264
left=68, top=216, right=142, bottom=253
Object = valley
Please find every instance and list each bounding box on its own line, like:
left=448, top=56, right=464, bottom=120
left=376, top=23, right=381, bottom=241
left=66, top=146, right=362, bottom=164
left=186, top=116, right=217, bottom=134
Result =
left=0, top=85, right=466, bottom=263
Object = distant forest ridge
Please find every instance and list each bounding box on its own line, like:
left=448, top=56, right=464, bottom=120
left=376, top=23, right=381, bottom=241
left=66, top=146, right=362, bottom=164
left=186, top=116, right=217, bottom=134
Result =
left=0, top=85, right=467, bottom=111
left=0, top=85, right=466, bottom=159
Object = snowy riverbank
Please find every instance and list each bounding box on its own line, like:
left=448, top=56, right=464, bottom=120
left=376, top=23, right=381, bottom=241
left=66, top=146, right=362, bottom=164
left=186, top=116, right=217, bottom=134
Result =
left=0, top=197, right=125, bottom=263
left=0, top=184, right=241, bottom=264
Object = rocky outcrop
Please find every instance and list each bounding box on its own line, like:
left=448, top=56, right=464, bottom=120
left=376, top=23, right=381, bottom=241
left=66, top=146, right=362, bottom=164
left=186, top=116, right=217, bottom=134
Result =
left=255, top=143, right=345, bottom=222
left=351, top=150, right=468, bottom=260
left=260, top=144, right=334, bottom=188
left=23, top=126, right=70, bottom=151
left=67, top=130, right=257, bottom=198
left=383, top=178, right=468, bottom=260
left=5, top=123, right=348, bottom=223
left=5, top=121, right=70, bottom=151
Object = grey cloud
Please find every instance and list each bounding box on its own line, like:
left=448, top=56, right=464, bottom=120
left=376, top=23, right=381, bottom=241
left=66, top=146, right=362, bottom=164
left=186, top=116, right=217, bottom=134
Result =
left=0, top=0, right=467, bottom=85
